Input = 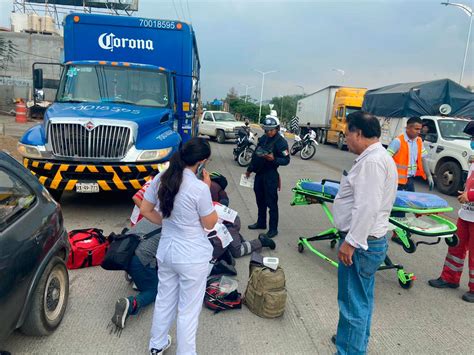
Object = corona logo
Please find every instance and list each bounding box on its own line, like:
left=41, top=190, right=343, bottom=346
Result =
left=98, top=33, right=154, bottom=52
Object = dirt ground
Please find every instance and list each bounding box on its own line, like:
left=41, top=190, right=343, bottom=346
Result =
left=0, top=135, right=21, bottom=161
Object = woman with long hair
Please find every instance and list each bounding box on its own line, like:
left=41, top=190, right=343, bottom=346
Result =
left=141, top=138, right=218, bottom=354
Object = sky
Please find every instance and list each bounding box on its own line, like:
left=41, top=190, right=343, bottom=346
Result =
left=0, top=0, right=473, bottom=102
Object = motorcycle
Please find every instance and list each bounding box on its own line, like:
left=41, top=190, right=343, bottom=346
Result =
left=233, top=128, right=257, bottom=167
left=290, top=129, right=318, bottom=160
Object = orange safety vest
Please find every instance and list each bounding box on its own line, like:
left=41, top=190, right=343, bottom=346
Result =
left=392, top=133, right=426, bottom=185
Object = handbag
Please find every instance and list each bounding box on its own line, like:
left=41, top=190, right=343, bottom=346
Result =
left=101, top=227, right=162, bottom=271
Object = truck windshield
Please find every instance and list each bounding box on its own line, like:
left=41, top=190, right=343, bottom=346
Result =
left=213, top=112, right=236, bottom=122
left=57, top=65, right=169, bottom=108
left=438, top=119, right=470, bottom=140
left=345, top=107, right=360, bottom=117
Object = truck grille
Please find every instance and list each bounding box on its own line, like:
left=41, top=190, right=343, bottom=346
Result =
left=48, top=123, right=131, bottom=159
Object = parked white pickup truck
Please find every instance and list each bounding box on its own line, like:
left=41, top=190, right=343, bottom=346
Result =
left=199, top=111, right=245, bottom=143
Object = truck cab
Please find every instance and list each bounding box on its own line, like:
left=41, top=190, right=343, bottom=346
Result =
left=421, top=116, right=472, bottom=195
left=17, top=13, right=200, bottom=200
left=325, top=87, right=367, bottom=149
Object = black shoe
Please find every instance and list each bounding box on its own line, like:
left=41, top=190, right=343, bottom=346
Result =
left=331, top=335, right=336, bottom=345
left=260, top=230, right=278, bottom=239
left=258, top=235, right=276, bottom=250
left=111, top=297, right=130, bottom=329
left=428, top=277, right=459, bottom=289
left=461, top=291, right=474, bottom=303
left=248, top=222, right=266, bottom=230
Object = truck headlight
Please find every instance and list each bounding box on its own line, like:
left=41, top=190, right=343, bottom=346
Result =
left=137, top=148, right=172, bottom=162
left=17, top=143, right=42, bottom=158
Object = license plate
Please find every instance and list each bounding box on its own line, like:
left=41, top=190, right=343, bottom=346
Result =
left=76, top=183, right=100, bottom=193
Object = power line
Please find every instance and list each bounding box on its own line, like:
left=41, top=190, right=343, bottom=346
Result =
left=178, top=0, right=187, bottom=22
left=186, top=0, right=193, bottom=23
left=171, top=0, right=181, bottom=20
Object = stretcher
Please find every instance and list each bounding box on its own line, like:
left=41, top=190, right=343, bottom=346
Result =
left=291, top=179, right=458, bottom=289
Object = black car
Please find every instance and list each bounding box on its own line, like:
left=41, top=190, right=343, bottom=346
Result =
left=0, top=151, right=70, bottom=340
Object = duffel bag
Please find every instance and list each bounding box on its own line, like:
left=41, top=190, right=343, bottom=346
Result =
left=67, top=228, right=109, bottom=269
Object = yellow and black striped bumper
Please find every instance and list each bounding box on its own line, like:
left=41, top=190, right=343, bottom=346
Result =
left=23, top=158, right=165, bottom=191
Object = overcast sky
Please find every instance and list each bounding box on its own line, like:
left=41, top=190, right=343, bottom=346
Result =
left=0, top=0, right=473, bottom=101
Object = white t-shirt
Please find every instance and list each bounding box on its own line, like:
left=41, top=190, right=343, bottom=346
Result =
left=143, top=168, right=215, bottom=264
left=458, top=163, right=474, bottom=222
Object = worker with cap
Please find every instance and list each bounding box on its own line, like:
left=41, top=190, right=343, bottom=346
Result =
left=246, top=115, right=290, bottom=239
left=428, top=120, right=474, bottom=303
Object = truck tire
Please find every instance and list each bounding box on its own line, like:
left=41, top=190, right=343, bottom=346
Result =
left=337, top=134, right=346, bottom=150
left=20, top=257, right=69, bottom=336
left=435, top=161, right=462, bottom=196
left=216, top=130, right=226, bottom=144
left=321, top=130, right=327, bottom=145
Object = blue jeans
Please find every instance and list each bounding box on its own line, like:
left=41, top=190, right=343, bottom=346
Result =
left=127, top=255, right=158, bottom=315
left=336, top=237, right=388, bottom=355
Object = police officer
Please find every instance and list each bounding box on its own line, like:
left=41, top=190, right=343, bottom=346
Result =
left=246, top=115, right=290, bottom=239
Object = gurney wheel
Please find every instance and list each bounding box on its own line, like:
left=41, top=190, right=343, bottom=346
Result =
left=445, top=234, right=459, bottom=247
left=330, top=240, right=337, bottom=249
left=298, top=243, right=304, bottom=253
left=398, top=278, right=413, bottom=289
left=402, top=239, right=416, bottom=254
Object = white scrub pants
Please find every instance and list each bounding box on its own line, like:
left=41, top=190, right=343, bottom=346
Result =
left=149, top=252, right=209, bottom=355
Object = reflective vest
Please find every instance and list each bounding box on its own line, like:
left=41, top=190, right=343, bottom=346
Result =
left=392, top=134, right=426, bottom=185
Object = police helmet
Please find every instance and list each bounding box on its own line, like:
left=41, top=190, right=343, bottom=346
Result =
left=262, top=115, right=280, bottom=131
left=463, top=120, right=474, bottom=136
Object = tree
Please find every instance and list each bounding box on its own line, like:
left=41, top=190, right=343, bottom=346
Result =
left=269, top=94, right=303, bottom=123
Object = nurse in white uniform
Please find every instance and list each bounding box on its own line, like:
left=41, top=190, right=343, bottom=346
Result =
left=141, top=138, right=218, bottom=355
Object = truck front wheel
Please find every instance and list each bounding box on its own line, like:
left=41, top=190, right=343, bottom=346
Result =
left=216, top=130, right=226, bottom=144
left=337, top=134, right=346, bottom=150
left=435, top=161, right=462, bottom=196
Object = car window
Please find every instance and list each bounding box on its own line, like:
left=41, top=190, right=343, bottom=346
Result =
left=203, top=112, right=213, bottom=121
left=0, top=168, right=36, bottom=231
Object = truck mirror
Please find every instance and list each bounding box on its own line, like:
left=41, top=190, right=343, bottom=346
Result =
left=33, top=68, right=44, bottom=90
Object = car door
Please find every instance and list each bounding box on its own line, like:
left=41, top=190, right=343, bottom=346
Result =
left=200, top=112, right=215, bottom=135
left=421, top=118, right=439, bottom=169
left=0, top=159, right=50, bottom=338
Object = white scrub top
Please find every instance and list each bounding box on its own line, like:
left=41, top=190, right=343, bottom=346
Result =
left=143, top=168, right=215, bottom=264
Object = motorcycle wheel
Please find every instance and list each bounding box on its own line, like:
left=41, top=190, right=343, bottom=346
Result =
left=290, top=142, right=300, bottom=155
left=300, top=143, right=316, bottom=160
left=238, top=147, right=254, bottom=167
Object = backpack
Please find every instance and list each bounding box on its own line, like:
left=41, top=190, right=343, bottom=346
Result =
left=204, top=276, right=242, bottom=313
left=244, top=264, right=287, bottom=318
left=66, top=228, right=109, bottom=269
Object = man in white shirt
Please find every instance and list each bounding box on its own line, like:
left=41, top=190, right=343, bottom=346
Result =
left=332, top=111, right=398, bottom=355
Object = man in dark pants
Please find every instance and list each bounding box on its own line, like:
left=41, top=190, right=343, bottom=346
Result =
left=246, top=115, right=290, bottom=239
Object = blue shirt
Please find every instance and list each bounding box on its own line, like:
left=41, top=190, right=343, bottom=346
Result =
left=143, top=169, right=215, bottom=264
left=387, top=132, right=427, bottom=177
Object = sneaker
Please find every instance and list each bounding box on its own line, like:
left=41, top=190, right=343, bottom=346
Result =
left=428, top=277, right=459, bottom=289
left=111, top=297, right=130, bottom=329
left=150, top=335, right=172, bottom=354
left=461, top=291, right=474, bottom=303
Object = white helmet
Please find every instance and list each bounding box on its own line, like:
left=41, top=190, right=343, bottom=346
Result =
left=262, top=115, right=280, bottom=131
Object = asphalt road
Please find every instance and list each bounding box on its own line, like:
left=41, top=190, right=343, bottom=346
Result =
left=2, top=138, right=471, bottom=354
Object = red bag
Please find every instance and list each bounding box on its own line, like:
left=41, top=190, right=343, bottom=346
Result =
left=67, top=228, right=109, bottom=269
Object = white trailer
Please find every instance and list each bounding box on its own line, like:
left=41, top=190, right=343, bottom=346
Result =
left=296, top=86, right=340, bottom=129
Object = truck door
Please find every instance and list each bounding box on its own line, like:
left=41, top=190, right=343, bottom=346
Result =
left=421, top=118, right=438, bottom=169
left=200, top=112, right=214, bottom=135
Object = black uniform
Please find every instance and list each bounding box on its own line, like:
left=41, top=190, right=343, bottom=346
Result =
left=247, top=133, right=290, bottom=233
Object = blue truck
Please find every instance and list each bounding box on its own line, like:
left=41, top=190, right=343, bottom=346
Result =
left=18, top=13, right=200, bottom=200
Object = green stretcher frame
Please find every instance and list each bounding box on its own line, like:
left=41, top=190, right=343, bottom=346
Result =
left=290, top=178, right=457, bottom=289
